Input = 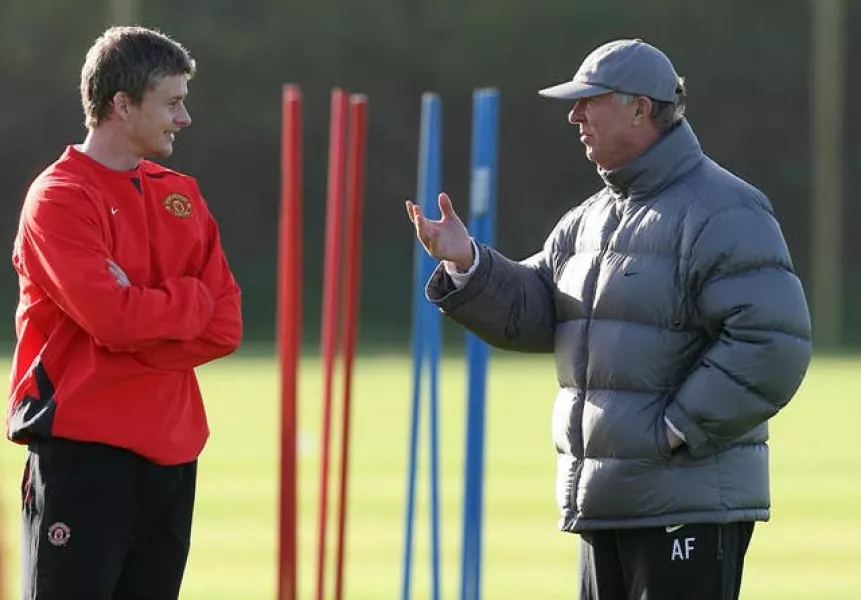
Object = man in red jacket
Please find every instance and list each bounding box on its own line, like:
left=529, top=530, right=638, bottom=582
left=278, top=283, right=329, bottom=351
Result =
left=8, top=26, right=242, bottom=599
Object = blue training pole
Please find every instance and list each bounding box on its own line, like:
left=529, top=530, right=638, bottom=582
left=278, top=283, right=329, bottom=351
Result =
left=402, top=92, right=443, bottom=600
left=423, top=94, right=443, bottom=600
left=460, top=88, right=499, bottom=600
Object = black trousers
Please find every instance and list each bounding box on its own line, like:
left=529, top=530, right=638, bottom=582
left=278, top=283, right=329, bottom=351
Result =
left=579, top=522, right=755, bottom=600
left=21, top=437, right=197, bottom=600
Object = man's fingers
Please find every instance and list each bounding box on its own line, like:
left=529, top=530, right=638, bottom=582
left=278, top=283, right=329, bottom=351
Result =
left=413, top=211, right=429, bottom=240
left=107, top=258, right=131, bottom=287
left=438, top=193, right=455, bottom=220
left=407, top=202, right=425, bottom=234
left=407, top=198, right=446, bottom=256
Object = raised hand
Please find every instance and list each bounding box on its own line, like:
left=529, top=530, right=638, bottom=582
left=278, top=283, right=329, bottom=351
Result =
left=405, top=193, right=474, bottom=272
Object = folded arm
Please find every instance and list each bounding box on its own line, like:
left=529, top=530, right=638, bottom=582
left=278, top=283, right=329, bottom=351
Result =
left=133, top=204, right=243, bottom=370
left=17, top=184, right=215, bottom=352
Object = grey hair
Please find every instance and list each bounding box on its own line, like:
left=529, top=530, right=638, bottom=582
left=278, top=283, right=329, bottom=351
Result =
left=613, top=77, right=687, bottom=132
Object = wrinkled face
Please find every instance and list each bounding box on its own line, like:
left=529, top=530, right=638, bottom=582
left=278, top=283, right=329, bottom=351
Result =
left=568, top=93, right=640, bottom=171
left=122, top=74, right=192, bottom=158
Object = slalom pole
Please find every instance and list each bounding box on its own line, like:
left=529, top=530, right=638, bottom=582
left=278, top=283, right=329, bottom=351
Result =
left=401, top=92, right=443, bottom=600
left=333, top=94, right=369, bottom=600
left=315, top=87, right=349, bottom=600
left=277, top=83, right=303, bottom=600
left=460, top=88, right=499, bottom=600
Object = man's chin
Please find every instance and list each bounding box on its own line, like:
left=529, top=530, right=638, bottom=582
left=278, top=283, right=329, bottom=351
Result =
left=584, top=147, right=597, bottom=164
left=147, top=144, right=174, bottom=159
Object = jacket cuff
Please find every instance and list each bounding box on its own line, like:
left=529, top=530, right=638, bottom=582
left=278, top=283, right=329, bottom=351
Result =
left=426, top=244, right=493, bottom=312
left=663, top=402, right=713, bottom=459
left=443, top=238, right=480, bottom=288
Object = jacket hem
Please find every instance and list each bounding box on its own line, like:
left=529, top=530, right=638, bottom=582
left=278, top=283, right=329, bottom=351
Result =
left=560, top=508, right=770, bottom=533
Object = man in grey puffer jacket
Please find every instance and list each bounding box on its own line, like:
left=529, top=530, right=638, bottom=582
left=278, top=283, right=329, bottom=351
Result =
left=406, top=39, right=812, bottom=600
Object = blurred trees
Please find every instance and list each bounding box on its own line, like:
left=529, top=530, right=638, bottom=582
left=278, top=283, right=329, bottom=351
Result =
left=0, top=0, right=858, bottom=348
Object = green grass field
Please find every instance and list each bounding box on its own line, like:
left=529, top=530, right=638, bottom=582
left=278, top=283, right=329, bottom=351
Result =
left=0, top=351, right=858, bottom=599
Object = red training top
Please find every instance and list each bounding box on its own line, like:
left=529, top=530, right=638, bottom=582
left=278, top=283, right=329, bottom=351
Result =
left=7, top=146, right=242, bottom=465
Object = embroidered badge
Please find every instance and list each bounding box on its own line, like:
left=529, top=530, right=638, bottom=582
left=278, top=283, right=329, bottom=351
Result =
left=47, top=522, right=71, bottom=547
left=163, top=193, right=193, bottom=218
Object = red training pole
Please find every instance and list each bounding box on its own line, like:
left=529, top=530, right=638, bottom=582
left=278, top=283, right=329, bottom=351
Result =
left=316, top=87, right=349, bottom=600
left=333, top=94, right=369, bottom=600
left=277, top=84, right=303, bottom=600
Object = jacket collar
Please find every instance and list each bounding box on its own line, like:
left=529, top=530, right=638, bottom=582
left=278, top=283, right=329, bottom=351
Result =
left=599, top=119, right=704, bottom=201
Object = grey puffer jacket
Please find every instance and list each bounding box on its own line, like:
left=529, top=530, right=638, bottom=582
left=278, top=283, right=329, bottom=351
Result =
left=427, top=120, right=812, bottom=533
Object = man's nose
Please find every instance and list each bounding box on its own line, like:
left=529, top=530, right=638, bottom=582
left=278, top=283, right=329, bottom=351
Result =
left=568, top=101, right=585, bottom=125
left=177, top=105, right=192, bottom=128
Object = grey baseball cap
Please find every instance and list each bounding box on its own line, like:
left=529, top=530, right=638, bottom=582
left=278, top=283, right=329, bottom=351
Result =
left=539, top=39, right=680, bottom=102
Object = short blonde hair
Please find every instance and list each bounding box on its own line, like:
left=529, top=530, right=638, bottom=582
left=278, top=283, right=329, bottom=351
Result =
left=80, top=26, right=196, bottom=128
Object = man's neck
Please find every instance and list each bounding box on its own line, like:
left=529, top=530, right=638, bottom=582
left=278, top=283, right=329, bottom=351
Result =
left=78, top=128, right=141, bottom=171
left=627, top=127, right=664, bottom=166
left=600, top=125, right=666, bottom=172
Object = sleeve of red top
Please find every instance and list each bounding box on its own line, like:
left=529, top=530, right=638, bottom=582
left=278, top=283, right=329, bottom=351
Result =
left=132, top=203, right=243, bottom=370
left=18, top=183, right=215, bottom=351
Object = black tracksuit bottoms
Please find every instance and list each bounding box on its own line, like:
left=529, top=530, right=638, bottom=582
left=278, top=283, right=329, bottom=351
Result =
left=20, top=436, right=197, bottom=600
left=579, top=522, right=755, bottom=600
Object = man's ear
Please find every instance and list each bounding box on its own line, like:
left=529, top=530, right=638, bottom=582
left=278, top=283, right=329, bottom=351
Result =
left=110, top=92, right=132, bottom=120
left=634, top=96, right=652, bottom=123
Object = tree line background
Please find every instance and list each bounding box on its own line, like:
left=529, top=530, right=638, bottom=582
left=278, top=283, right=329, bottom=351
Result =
left=1, top=0, right=858, bottom=350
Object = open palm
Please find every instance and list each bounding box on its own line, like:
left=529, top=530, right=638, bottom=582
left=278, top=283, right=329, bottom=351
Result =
left=405, top=193, right=473, bottom=271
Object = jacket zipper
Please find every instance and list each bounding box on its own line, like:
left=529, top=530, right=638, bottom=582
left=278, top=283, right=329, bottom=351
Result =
left=570, top=198, right=625, bottom=514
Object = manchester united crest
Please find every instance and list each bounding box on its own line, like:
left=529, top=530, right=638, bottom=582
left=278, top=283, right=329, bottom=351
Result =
left=163, top=193, right=193, bottom=218
left=47, top=522, right=71, bottom=547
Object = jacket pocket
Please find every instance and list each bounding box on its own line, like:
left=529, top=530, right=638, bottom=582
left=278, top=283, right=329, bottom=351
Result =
left=654, top=399, right=674, bottom=461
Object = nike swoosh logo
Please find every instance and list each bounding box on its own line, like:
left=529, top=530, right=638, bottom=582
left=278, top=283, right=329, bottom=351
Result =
left=110, top=207, right=119, bottom=215
left=665, top=525, right=685, bottom=533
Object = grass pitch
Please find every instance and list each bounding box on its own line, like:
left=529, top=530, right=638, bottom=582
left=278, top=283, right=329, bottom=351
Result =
left=0, top=351, right=858, bottom=599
